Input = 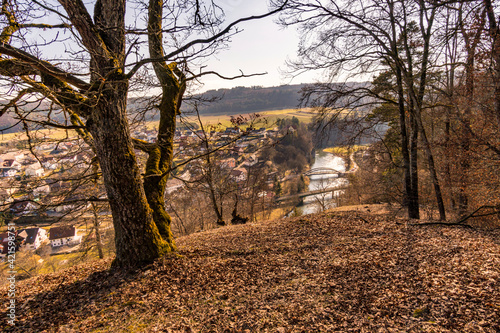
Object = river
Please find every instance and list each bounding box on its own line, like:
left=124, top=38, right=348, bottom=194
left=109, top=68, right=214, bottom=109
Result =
left=300, top=150, right=349, bottom=215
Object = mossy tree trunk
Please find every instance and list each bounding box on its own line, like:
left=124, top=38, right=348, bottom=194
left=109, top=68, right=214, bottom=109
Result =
left=65, top=0, right=172, bottom=268
left=0, top=0, right=283, bottom=269
left=47, top=0, right=177, bottom=268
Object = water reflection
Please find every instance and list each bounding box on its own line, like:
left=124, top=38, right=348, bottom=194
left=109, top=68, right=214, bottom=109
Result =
left=301, top=151, right=347, bottom=215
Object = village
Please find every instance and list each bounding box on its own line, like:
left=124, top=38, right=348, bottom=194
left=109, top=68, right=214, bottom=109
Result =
left=0, top=123, right=288, bottom=261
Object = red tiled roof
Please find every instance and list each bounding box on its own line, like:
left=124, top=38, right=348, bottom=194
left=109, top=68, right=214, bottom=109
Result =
left=49, top=226, right=76, bottom=240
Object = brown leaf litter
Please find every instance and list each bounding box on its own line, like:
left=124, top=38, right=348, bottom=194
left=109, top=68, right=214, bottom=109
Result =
left=1, top=210, right=499, bottom=332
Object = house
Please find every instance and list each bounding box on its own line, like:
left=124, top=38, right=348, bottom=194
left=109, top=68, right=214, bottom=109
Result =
left=18, top=228, right=48, bottom=250
left=220, top=158, right=236, bottom=169
left=224, top=127, right=241, bottom=135
left=10, top=201, right=38, bottom=216
left=243, top=154, right=258, bottom=167
left=25, top=162, right=45, bottom=177
left=75, top=153, right=91, bottom=169
left=0, top=167, right=18, bottom=178
left=60, top=154, right=78, bottom=164
left=0, top=231, right=24, bottom=257
left=33, top=184, right=51, bottom=197
left=0, top=188, right=13, bottom=205
left=230, top=168, right=247, bottom=182
left=35, top=143, right=56, bottom=152
left=55, top=195, right=89, bottom=213
left=0, top=152, right=25, bottom=163
left=41, top=156, right=59, bottom=170
left=49, top=225, right=81, bottom=247
left=3, top=159, right=21, bottom=169
left=46, top=179, right=71, bottom=193
left=232, top=147, right=244, bottom=154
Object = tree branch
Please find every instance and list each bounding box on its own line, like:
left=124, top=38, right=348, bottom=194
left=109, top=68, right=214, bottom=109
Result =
left=131, top=137, right=156, bottom=153
left=186, top=69, right=268, bottom=81
left=0, top=43, right=91, bottom=90
left=126, top=1, right=289, bottom=78
left=57, top=0, right=111, bottom=62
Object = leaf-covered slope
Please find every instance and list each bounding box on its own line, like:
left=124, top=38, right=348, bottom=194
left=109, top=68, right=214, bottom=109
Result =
left=1, top=211, right=499, bottom=332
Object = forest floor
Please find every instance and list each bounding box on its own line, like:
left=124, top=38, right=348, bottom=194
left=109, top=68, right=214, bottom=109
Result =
left=1, top=206, right=499, bottom=332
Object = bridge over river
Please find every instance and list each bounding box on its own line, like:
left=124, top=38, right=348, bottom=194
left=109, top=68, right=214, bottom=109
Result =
left=304, top=167, right=346, bottom=177
left=275, top=185, right=349, bottom=203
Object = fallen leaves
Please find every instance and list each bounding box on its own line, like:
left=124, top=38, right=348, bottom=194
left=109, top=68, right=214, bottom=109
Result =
left=1, top=211, right=499, bottom=332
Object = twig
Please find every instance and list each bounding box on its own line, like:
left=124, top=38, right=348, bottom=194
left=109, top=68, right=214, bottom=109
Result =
left=410, top=221, right=473, bottom=228
left=411, top=205, right=500, bottom=228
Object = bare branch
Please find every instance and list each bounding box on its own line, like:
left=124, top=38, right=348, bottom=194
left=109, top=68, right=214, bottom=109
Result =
left=0, top=43, right=91, bottom=90
left=126, top=1, right=289, bottom=78
left=186, top=69, right=268, bottom=81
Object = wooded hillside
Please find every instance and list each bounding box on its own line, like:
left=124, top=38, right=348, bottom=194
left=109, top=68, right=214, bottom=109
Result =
left=1, top=207, right=498, bottom=332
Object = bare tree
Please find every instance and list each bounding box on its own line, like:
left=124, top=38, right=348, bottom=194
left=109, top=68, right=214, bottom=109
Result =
left=276, top=0, right=449, bottom=219
left=0, top=0, right=286, bottom=268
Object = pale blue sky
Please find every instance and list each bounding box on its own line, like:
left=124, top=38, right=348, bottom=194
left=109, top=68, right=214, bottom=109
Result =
left=197, top=0, right=320, bottom=92
left=19, top=1, right=320, bottom=93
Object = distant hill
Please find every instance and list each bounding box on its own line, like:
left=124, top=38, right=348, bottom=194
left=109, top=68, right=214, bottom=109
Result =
left=0, top=113, right=23, bottom=134
left=0, top=83, right=371, bottom=134
left=190, top=84, right=306, bottom=115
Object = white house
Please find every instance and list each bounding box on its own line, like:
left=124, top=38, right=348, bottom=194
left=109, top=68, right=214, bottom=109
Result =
left=49, top=226, right=81, bottom=247
left=243, top=154, right=258, bottom=167
left=33, top=184, right=51, bottom=197
left=41, top=157, right=59, bottom=170
left=0, top=167, right=18, bottom=178
left=25, top=162, right=45, bottom=177
left=0, top=152, right=25, bottom=163
left=230, top=168, right=247, bottom=182
left=10, top=201, right=38, bottom=216
left=18, top=228, right=48, bottom=250
left=60, top=154, right=78, bottom=164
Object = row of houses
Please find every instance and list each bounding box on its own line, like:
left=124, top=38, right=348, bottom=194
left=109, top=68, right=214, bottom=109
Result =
left=0, top=225, right=81, bottom=257
left=0, top=147, right=91, bottom=178
left=130, top=126, right=277, bottom=145
left=6, top=194, right=92, bottom=217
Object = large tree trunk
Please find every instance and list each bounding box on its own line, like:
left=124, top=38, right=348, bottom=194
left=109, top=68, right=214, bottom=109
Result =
left=91, top=202, right=104, bottom=259
left=86, top=83, right=168, bottom=268
left=409, top=112, right=420, bottom=219
left=415, top=112, right=447, bottom=221
left=484, top=0, right=500, bottom=130
left=396, top=67, right=419, bottom=218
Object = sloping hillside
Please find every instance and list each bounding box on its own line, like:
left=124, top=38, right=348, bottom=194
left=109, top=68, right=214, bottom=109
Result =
left=1, top=209, right=499, bottom=332
left=194, top=85, right=304, bottom=115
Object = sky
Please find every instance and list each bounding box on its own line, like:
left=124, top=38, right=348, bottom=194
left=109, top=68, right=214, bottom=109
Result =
left=196, top=0, right=321, bottom=92
left=17, top=1, right=321, bottom=94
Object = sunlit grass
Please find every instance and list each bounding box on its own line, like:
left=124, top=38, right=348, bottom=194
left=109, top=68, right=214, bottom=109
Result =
left=323, top=145, right=367, bottom=156
left=0, top=108, right=316, bottom=143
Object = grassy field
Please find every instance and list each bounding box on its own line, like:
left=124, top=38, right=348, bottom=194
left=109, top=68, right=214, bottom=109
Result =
left=1, top=108, right=315, bottom=143
left=323, top=144, right=368, bottom=156
left=150, top=108, right=316, bottom=131
left=0, top=128, right=77, bottom=143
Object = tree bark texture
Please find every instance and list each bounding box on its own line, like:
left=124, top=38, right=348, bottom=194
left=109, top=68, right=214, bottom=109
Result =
left=85, top=82, right=169, bottom=267
left=0, top=0, right=180, bottom=268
